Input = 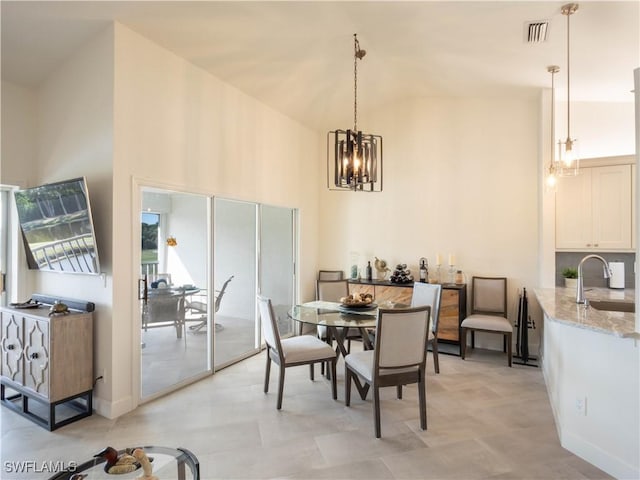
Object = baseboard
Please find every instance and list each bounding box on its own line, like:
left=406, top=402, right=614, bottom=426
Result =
left=562, top=431, right=639, bottom=480
left=93, top=395, right=134, bottom=419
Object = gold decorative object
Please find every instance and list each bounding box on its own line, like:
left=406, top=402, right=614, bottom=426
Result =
left=166, top=236, right=177, bottom=247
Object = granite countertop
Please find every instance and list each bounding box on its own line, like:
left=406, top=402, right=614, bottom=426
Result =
left=534, top=287, right=637, bottom=338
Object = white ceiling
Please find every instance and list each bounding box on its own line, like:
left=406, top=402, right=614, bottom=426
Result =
left=2, top=1, right=638, bottom=131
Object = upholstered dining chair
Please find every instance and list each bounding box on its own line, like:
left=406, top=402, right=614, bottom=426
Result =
left=318, top=270, right=344, bottom=281
left=344, top=305, right=431, bottom=438
left=410, top=282, right=442, bottom=374
left=316, top=279, right=362, bottom=352
left=460, top=276, right=512, bottom=367
left=257, top=295, right=337, bottom=410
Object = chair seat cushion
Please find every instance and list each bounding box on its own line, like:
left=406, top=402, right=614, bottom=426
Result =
left=281, top=335, right=336, bottom=364
left=345, top=350, right=419, bottom=383
left=461, top=314, right=512, bottom=332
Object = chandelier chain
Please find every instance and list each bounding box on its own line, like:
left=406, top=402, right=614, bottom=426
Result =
left=353, top=34, right=359, bottom=132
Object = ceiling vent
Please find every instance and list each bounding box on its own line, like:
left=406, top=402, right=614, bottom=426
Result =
left=525, top=20, right=550, bottom=43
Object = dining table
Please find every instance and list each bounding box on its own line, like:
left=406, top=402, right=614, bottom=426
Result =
left=288, top=300, right=389, bottom=399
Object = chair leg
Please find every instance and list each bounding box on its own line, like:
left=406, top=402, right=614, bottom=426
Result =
left=277, top=365, right=285, bottom=410
left=330, top=360, right=337, bottom=400
left=431, top=339, right=440, bottom=374
left=264, top=352, right=271, bottom=393
left=507, top=331, right=513, bottom=367
left=396, top=385, right=403, bottom=399
left=373, top=385, right=382, bottom=438
left=460, top=328, right=467, bottom=359
left=345, top=368, right=352, bottom=406
left=418, top=370, right=427, bottom=430
left=310, top=363, right=314, bottom=381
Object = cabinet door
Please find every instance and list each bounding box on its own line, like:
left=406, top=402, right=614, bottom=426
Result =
left=348, top=284, right=374, bottom=298
left=556, top=170, right=592, bottom=249
left=591, top=165, right=632, bottom=249
left=438, top=289, right=461, bottom=342
left=633, top=165, right=637, bottom=250
left=374, top=285, right=412, bottom=304
left=0, top=311, right=23, bottom=382
left=23, top=317, right=49, bottom=397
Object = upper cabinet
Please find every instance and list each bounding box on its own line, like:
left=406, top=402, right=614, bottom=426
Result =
left=556, top=164, right=633, bottom=250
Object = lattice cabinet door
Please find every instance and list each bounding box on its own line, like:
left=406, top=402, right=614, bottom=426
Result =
left=23, top=316, right=50, bottom=398
left=0, top=311, right=24, bottom=383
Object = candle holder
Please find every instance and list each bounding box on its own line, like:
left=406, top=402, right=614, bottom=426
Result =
left=435, top=264, right=442, bottom=284
left=448, top=265, right=456, bottom=284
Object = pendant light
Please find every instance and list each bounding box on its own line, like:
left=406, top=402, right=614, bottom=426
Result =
left=558, top=3, right=579, bottom=177
left=327, top=34, right=383, bottom=192
left=545, top=65, right=560, bottom=190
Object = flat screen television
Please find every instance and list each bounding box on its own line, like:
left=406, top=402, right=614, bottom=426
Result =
left=14, top=177, right=101, bottom=274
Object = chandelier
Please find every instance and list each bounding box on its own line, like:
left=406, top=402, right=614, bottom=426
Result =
left=327, top=34, right=383, bottom=192
left=557, top=3, right=579, bottom=177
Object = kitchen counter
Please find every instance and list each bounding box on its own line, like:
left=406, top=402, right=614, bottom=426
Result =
left=534, top=287, right=636, bottom=338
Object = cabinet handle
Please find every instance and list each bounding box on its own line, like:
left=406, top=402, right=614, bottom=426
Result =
left=30, top=352, right=39, bottom=359
left=7, top=344, right=15, bottom=350
left=586, top=243, right=592, bottom=247
left=594, top=244, right=599, bottom=247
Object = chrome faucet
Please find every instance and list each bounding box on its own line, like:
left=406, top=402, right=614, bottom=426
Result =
left=576, top=254, right=612, bottom=304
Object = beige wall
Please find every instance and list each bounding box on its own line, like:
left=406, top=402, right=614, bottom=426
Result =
left=319, top=96, right=540, bottom=347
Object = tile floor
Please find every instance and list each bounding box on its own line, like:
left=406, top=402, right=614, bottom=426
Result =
left=1, top=348, right=611, bottom=479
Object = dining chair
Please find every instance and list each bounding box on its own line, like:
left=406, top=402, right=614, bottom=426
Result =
left=316, top=279, right=362, bottom=352
left=257, top=295, right=337, bottom=410
left=344, top=305, right=431, bottom=438
left=318, top=270, right=344, bottom=281
left=460, top=276, right=512, bottom=367
left=410, top=282, right=442, bottom=374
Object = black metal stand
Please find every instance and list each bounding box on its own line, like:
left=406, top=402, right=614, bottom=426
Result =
left=1, top=379, right=92, bottom=431
left=513, top=288, right=538, bottom=368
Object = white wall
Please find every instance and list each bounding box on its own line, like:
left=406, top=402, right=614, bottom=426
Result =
left=112, top=23, right=321, bottom=415
left=555, top=100, right=636, bottom=159
left=319, top=96, right=540, bottom=348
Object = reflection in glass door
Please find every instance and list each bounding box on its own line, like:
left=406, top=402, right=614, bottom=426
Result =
left=140, top=187, right=211, bottom=399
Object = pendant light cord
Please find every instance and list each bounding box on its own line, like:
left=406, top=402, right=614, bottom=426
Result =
left=353, top=34, right=366, bottom=132
left=566, top=9, right=571, bottom=140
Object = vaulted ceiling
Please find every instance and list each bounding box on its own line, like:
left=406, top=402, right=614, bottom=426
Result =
left=2, top=1, right=638, bottom=131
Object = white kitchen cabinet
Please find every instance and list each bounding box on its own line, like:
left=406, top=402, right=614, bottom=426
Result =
left=556, top=164, right=632, bottom=250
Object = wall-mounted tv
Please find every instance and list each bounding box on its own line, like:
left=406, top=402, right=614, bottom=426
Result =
left=14, top=177, right=101, bottom=274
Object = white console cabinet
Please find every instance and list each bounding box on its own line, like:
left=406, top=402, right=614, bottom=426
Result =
left=0, top=305, right=93, bottom=430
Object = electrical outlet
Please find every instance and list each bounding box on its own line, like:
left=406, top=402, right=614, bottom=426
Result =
left=575, top=396, right=587, bottom=416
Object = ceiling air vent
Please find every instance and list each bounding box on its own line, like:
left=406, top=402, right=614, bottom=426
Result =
left=525, top=20, right=549, bottom=44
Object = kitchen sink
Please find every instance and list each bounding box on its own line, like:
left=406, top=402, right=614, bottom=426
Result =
left=589, top=300, right=635, bottom=313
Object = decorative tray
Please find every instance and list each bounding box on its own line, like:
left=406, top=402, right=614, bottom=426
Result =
left=10, top=300, right=42, bottom=309
left=339, top=303, right=377, bottom=310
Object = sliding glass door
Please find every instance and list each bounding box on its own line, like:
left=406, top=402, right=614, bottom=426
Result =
left=140, top=187, right=211, bottom=399
left=137, top=188, right=297, bottom=396
left=259, top=205, right=296, bottom=338
left=213, top=199, right=258, bottom=368
left=213, top=199, right=296, bottom=369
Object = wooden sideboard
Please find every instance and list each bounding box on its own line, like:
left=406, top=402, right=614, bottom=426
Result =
left=0, top=305, right=93, bottom=430
left=348, top=280, right=467, bottom=354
